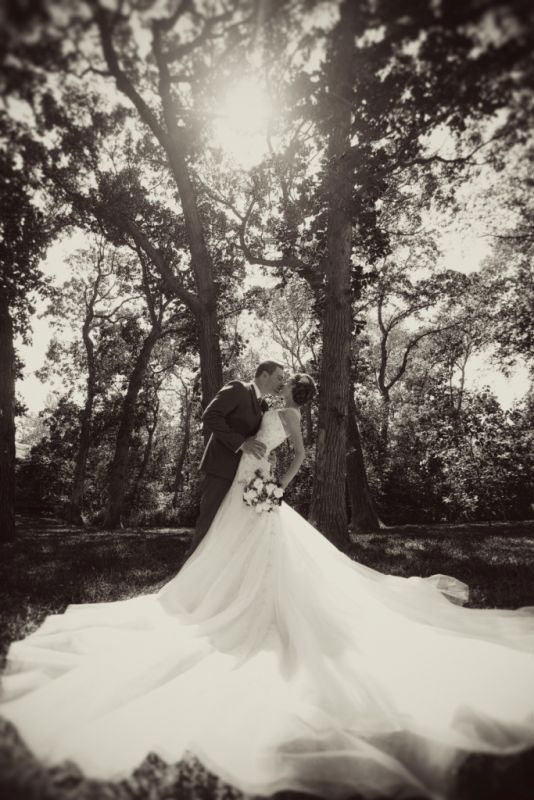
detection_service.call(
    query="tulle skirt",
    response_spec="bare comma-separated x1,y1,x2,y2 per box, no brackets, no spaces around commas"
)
2,479,534,799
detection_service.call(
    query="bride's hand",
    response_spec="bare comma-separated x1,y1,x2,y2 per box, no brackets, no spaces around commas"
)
241,438,267,459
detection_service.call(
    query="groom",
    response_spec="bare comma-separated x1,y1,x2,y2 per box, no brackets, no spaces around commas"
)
189,360,286,555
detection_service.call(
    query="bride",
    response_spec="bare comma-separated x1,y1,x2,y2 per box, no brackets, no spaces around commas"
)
2,371,534,800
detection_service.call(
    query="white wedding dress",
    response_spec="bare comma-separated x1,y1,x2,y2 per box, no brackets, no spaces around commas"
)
2,408,534,800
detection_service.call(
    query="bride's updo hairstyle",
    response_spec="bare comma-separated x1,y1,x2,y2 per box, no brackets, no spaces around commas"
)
291,373,316,406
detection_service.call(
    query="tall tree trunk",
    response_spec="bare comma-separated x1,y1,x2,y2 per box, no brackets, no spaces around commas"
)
126,397,159,516
0,291,16,541
104,330,160,529
378,392,391,468
68,392,95,525
161,135,224,406
197,307,223,408
347,389,381,533
309,0,357,548
68,313,97,525
172,380,198,507
146,94,224,407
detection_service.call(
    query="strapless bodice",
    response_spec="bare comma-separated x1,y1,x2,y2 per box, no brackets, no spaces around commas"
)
253,408,289,454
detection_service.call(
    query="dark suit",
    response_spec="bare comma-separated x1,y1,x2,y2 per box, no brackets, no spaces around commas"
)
189,381,268,554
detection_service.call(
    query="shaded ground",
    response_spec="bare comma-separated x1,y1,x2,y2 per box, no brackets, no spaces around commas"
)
1,514,534,800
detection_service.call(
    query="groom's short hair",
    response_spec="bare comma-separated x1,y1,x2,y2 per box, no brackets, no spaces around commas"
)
255,360,284,378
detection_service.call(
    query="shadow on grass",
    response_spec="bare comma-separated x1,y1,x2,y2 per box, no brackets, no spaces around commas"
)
0,517,192,668
347,532,534,609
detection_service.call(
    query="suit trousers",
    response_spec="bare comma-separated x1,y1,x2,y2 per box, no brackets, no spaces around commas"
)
188,473,233,556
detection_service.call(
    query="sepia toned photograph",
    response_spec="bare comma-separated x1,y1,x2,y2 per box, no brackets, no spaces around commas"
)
0,1,533,798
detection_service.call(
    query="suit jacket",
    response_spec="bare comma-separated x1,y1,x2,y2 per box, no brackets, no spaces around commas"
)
199,380,268,480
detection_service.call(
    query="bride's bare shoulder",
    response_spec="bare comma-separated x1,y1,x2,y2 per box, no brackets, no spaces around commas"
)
278,406,301,417
277,407,302,434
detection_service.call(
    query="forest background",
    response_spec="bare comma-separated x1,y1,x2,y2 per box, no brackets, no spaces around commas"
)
1,0,533,547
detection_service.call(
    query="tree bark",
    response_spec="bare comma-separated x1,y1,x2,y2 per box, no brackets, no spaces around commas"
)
68,392,95,525
103,329,160,529
68,308,97,525
197,307,223,408
379,392,391,468
0,291,16,541
172,376,198,506
376,294,391,467
303,403,313,447
347,389,381,533
159,135,224,406
126,396,159,516
308,0,358,548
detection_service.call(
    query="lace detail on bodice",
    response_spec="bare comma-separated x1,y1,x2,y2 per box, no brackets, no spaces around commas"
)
235,409,292,484
256,408,291,454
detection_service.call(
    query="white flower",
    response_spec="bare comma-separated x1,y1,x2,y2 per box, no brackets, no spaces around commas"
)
253,478,263,490
265,483,275,495
273,487,284,498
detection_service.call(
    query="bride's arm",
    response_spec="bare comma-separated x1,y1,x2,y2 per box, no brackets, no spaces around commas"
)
278,409,306,489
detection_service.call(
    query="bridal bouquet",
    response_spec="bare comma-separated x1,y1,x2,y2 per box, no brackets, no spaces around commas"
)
243,469,284,513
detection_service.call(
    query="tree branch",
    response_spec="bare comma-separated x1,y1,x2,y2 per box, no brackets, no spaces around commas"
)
88,0,167,146
93,294,143,323
403,136,496,168
121,218,201,315
238,198,324,292
153,0,193,33
164,3,239,61
385,322,460,392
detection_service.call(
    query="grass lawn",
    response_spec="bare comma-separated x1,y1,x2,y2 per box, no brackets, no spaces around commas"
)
1,515,534,800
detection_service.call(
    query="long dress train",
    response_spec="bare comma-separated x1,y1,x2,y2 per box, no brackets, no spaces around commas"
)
2,408,534,800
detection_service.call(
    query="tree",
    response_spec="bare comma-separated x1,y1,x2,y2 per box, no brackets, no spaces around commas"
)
5,0,534,537
2,0,280,413
346,383,381,533
125,378,161,517
252,278,318,446
80,0,277,406
16,396,82,515
172,370,200,507
303,0,357,545
365,258,474,459
0,113,61,539
481,143,534,373
236,0,534,541
39,239,145,524
103,249,188,529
